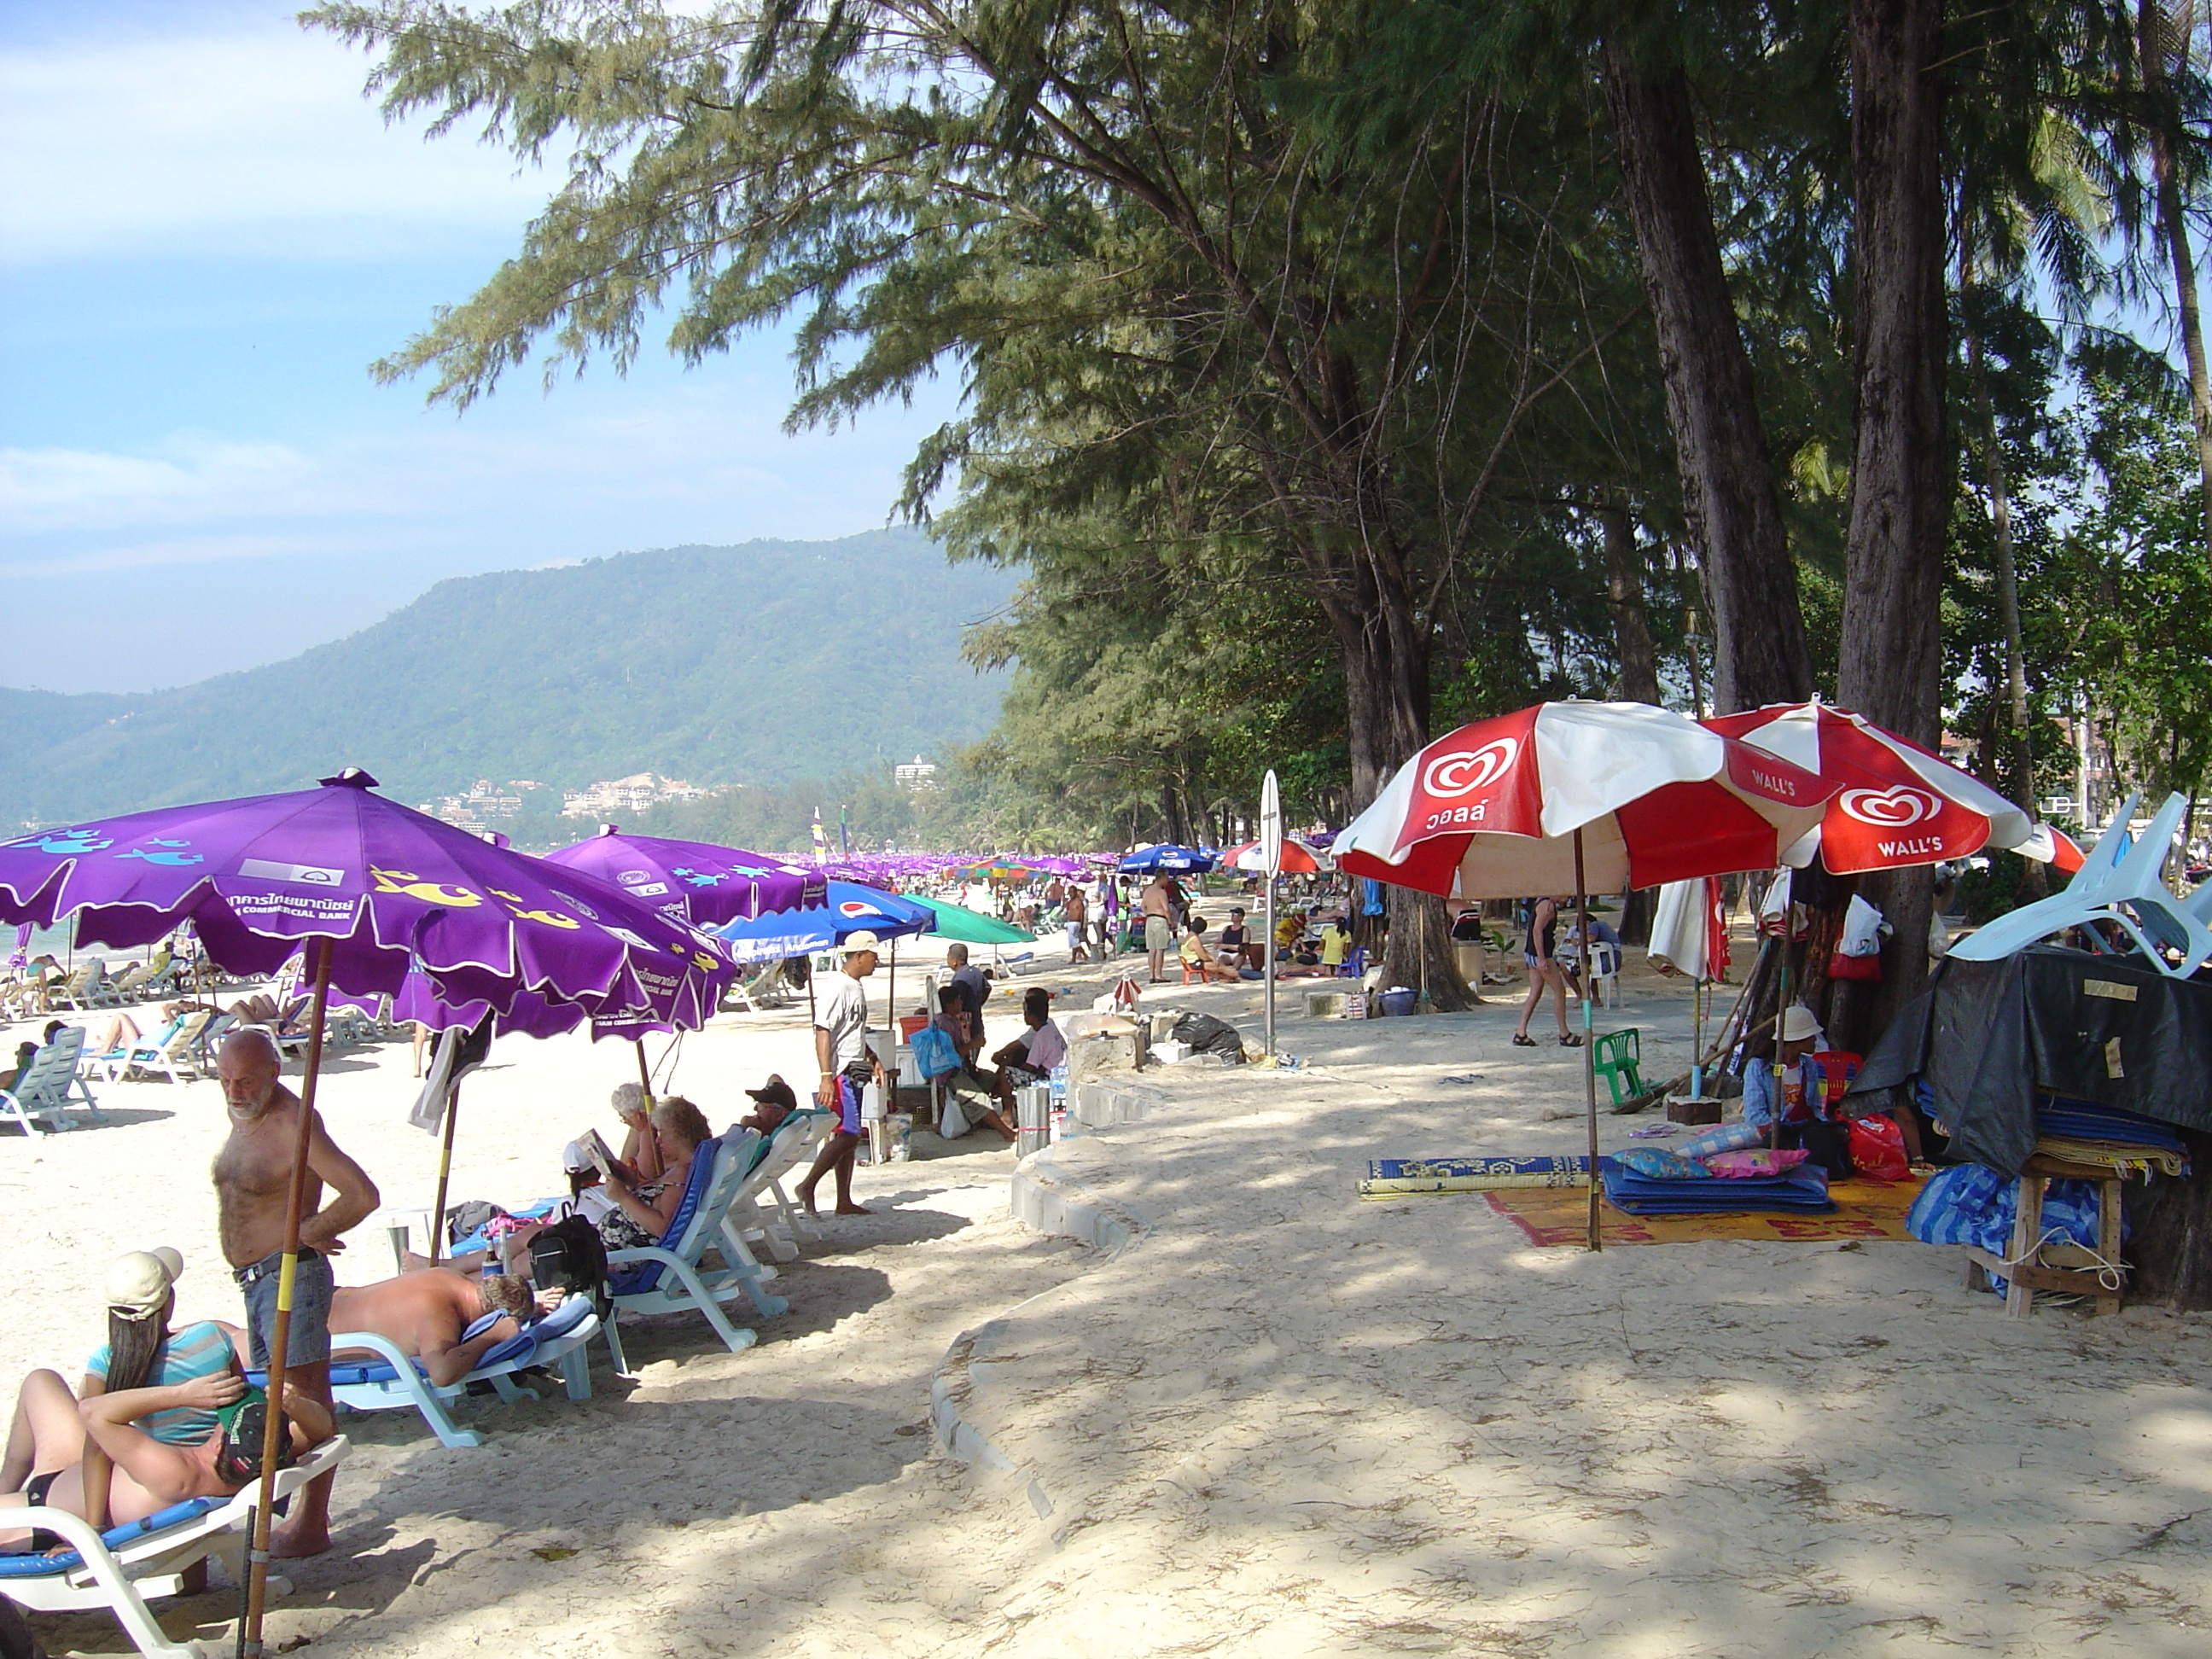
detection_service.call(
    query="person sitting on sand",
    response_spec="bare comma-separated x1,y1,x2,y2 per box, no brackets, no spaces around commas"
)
3,1247,328,1547
329,1267,540,1388
1179,922,1243,983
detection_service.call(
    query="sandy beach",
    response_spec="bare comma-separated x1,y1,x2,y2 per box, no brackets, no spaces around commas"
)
7,927,2212,1656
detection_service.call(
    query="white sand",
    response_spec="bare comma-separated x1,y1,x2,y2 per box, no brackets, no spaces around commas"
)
7,921,2212,1657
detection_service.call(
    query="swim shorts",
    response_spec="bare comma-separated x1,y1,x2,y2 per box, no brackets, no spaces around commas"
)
1144,915,1172,952
240,1249,335,1370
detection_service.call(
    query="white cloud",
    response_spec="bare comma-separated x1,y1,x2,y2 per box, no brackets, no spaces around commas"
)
0,18,554,263
0,437,322,533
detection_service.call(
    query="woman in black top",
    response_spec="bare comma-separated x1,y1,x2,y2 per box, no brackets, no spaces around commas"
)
1512,895,1580,1047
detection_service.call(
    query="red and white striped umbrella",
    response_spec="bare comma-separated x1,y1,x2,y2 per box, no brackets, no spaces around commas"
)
1220,836,1333,874
1701,700,2044,875
1336,701,1831,898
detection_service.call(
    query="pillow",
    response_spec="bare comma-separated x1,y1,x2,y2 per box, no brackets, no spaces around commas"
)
1703,1148,1810,1179
1613,1147,1712,1180
1678,1122,1763,1160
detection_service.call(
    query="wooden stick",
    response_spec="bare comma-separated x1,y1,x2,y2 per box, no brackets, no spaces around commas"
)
240,938,330,1658
1575,832,1600,1253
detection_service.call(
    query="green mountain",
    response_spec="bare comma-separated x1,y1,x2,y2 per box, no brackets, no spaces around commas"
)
0,529,1011,830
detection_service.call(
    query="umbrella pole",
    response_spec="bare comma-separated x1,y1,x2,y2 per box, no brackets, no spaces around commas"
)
1690,977,1705,1102
1770,888,1793,1152
425,1076,463,1268
635,1039,655,1109
1575,832,1600,1253
240,936,332,1659
1263,872,1277,1059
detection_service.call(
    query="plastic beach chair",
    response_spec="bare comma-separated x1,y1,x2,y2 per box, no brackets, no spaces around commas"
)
119,1011,224,1086
0,1435,347,1659
1,1027,95,1134
600,1131,783,1376
1805,1051,1862,1114
721,1109,835,1266
255,1297,601,1451
1951,792,2212,977
1592,1028,1644,1106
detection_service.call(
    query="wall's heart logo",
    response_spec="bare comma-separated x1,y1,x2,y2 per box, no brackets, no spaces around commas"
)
1421,738,1520,800
1838,785,1941,828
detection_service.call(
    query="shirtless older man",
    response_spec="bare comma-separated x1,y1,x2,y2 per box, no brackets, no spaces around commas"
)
212,1027,377,1557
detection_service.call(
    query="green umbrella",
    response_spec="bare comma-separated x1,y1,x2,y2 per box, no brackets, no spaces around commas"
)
909,894,1033,944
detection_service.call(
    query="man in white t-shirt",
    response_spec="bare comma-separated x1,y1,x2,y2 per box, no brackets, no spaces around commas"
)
796,932,888,1217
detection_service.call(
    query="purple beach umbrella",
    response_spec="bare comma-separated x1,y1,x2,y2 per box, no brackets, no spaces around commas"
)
0,768,737,1650
542,824,826,928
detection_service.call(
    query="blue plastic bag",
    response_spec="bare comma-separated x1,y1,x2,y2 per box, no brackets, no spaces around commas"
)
910,1024,963,1080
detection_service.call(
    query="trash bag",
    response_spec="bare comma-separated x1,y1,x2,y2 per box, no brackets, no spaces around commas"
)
1169,1012,1247,1064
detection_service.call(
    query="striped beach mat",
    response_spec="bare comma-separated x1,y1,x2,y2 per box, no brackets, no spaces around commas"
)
1360,1155,1595,1198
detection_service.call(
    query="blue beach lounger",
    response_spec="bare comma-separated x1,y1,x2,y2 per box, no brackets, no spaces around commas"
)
250,1295,601,1451
0,1435,347,1659
600,1130,785,1376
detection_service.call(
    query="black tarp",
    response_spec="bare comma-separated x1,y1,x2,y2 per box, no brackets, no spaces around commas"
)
1848,946,2212,1174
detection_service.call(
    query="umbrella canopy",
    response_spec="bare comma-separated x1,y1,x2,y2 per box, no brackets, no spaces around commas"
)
1220,836,1334,874
949,859,1045,885
332,969,681,1041
0,770,735,1020
1336,701,1831,898
715,881,935,963
2014,820,2087,874
1701,700,2035,875
905,894,1033,944
542,824,824,926
1119,843,1218,873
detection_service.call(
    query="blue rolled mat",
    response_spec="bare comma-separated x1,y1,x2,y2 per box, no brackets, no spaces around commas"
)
1603,1163,1836,1216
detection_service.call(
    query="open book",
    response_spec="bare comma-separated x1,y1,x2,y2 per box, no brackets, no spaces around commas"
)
575,1126,620,1185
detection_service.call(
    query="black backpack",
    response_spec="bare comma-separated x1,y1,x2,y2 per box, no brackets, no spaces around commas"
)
528,1214,611,1315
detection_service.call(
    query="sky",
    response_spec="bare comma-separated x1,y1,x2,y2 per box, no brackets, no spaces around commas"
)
0,1,961,694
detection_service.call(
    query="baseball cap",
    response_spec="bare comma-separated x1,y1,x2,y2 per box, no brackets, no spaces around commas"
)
841,930,886,955
745,1074,798,1112
107,1247,184,1319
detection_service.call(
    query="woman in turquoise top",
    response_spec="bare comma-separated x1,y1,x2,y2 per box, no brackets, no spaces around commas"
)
1,1246,327,1543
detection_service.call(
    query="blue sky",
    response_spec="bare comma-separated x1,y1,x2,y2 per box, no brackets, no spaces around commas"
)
0,1,960,693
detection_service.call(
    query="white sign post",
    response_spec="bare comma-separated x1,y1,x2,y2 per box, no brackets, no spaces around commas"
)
1260,769,1282,1058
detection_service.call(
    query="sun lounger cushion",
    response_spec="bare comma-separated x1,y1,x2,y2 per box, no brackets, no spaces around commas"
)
606,1138,723,1297
0,1496,228,1576
471,1289,597,1371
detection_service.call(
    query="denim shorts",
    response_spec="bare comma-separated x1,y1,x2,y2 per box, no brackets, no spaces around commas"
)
241,1249,335,1369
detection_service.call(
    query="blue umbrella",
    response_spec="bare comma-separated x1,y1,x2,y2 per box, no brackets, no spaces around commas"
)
714,880,934,964
1119,842,1218,873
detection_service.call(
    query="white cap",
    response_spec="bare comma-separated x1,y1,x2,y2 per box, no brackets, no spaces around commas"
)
106,1247,183,1320
841,931,886,955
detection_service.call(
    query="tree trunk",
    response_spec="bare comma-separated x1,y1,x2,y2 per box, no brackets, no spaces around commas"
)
1600,498,1663,703
1839,0,1951,1033
1326,556,1476,1010
1600,45,1813,714
2139,0,2212,558
1959,282,2035,811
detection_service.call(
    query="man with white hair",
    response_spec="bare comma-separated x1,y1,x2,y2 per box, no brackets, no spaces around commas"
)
211,1027,377,1557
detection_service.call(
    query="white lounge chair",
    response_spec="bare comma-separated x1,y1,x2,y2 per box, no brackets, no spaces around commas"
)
0,1435,347,1659
724,1109,834,1264
1950,792,2212,976
600,1130,783,1375
119,1012,228,1086
267,1295,601,1450
2,1027,94,1134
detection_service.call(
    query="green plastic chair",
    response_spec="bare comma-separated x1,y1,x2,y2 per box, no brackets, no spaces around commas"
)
1592,1028,1644,1106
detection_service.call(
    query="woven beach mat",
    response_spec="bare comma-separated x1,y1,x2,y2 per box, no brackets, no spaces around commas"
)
1482,1175,1924,1248
1359,1155,1592,1199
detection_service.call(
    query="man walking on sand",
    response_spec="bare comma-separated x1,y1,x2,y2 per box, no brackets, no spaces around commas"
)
212,1027,378,1557
799,932,889,1217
